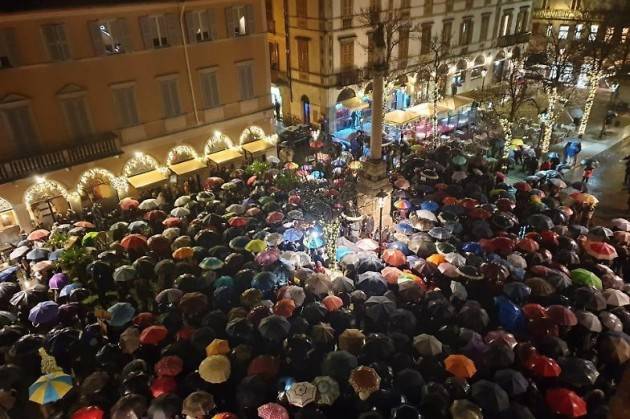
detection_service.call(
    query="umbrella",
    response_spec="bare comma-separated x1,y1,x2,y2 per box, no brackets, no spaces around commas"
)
257,403,289,419
349,366,381,400
139,199,159,210
28,301,59,325
245,239,267,254
9,245,30,260
575,311,602,332
583,241,618,260
26,248,49,261
0,265,19,282
471,380,510,414
170,207,190,218
32,260,54,273
571,268,602,289
199,355,231,384
29,371,73,404
558,357,599,387
545,388,587,418
182,391,215,418
413,334,443,356
107,302,135,327
258,315,290,342
611,218,630,231
174,195,191,207
527,214,554,231
494,369,529,396
286,382,317,407
546,305,577,326
283,228,303,242
113,265,136,282
529,355,561,377
356,238,379,252
603,289,630,307
445,354,477,379
199,257,224,271
312,376,340,406
120,197,139,210
255,249,280,266
27,229,50,241
382,248,406,267
120,234,148,252
429,227,452,240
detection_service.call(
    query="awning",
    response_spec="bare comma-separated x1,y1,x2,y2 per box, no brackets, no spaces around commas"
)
341,96,369,111
208,149,243,166
168,159,207,176
384,109,420,125
439,95,475,111
242,140,274,155
127,170,169,190
406,103,449,117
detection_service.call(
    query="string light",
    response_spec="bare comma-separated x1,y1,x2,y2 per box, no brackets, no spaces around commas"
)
577,68,603,136
24,179,70,209
239,125,266,146
166,145,199,166
0,197,12,213
500,118,513,163
204,131,235,155
323,218,342,267
77,168,128,197
540,86,559,154
122,152,160,177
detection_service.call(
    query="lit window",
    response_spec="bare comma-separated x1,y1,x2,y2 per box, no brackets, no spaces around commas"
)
574,24,583,39
622,27,629,43
546,24,553,37
605,27,614,42
558,25,569,39
589,24,599,41
228,5,254,37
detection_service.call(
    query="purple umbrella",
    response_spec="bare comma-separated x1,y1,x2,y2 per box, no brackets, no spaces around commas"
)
48,273,69,290
28,301,59,325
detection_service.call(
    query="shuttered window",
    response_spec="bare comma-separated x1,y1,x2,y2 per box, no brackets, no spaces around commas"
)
0,28,18,68
226,4,255,37
42,24,70,61
159,77,182,118
237,62,254,100
200,68,221,108
340,39,354,69
139,14,181,49
60,96,92,140
2,104,37,145
112,85,139,128
185,9,217,42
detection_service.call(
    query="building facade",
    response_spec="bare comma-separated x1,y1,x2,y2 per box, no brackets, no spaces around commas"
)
267,0,532,132
0,0,273,231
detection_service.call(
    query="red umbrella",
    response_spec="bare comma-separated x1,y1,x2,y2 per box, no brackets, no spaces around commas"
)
27,229,50,241
205,177,225,188
545,388,587,418
583,240,618,260
496,198,515,212
154,355,183,377
288,195,301,205
492,237,515,255
162,217,181,228
258,403,289,419
529,355,561,377
266,211,284,224
140,325,168,345
382,249,406,267
228,217,249,228
546,305,577,326
120,234,148,252
468,207,491,220
120,197,139,211
514,182,532,192
144,210,167,223
309,140,324,149
521,303,548,320
540,230,559,247
460,198,479,209
516,238,539,254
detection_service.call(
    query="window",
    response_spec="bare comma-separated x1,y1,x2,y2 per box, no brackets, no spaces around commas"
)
186,9,216,42
605,27,615,42
111,85,139,128
159,77,182,118
558,25,569,39
500,13,512,37
480,13,490,41
237,61,255,100
546,24,553,37
400,0,410,18
340,39,354,69
424,0,433,15
570,0,581,10
227,5,255,37
398,28,409,68
140,14,181,48
297,38,309,72
0,28,18,68
341,0,353,28
442,20,452,46
89,19,130,55
1,102,38,146
297,0,307,18
199,68,220,108
446,0,454,13
622,27,629,43
42,24,70,61
588,24,599,41
515,9,528,33
265,0,275,33
421,24,432,54
459,18,473,46
269,42,279,69
60,96,92,140
574,23,583,39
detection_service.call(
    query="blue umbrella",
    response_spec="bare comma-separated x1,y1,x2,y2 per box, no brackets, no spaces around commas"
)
503,282,531,303
26,248,49,261
107,302,135,327
332,158,346,167
48,249,64,261
304,235,325,249
420,200,439,212
495,296,525,332
395,222,415,234
336,247,353,261
28,301,59,325
252,271,276,294
461,242,482,255
0,266,19,282
59,283,82,298
283,228,304,242
388,241,411,255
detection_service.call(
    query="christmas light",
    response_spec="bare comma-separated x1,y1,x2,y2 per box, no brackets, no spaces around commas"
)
0,197,12,213
500,118,513,162
166,145,198,166
24,179,70,209
540,86,559,154
77,168,128,197
204,131,235,155
577,68,603,136
122,152,160,177
239,125,266,145
323,218,342,266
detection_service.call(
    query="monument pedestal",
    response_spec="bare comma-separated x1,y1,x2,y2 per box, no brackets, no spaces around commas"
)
357,159,392,234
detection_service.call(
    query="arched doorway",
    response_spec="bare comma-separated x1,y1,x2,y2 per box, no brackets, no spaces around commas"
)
470,55,487,80
24,179,71,227
77,168,126,210
452,59,468,95
336,88,356,103
301,95,310,124
493,50,507,82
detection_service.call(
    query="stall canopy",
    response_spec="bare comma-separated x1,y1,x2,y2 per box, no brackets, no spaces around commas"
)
127,170,169,190
384,109,420,125
205,132,243,166
341,97,369,111
406,103,450,118
169,159,207,177
123,153,168,192
439,95,475,111
240,126,274,157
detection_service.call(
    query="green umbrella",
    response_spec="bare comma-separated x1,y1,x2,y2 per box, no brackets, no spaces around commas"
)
82,231,106,248
259,196,274,206
214,275,234,288
452,155,467,166
571,268,602,290
199,257,224,271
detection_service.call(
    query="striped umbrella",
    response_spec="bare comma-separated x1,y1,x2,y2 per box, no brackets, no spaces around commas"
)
29,371,72,404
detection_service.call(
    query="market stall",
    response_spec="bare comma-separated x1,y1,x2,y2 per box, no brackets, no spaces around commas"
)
77,168,127,210
205,132,243,168
123,153,170,197
404,102,451,140
239,126,275,162
439,95,476,128
333,89,371,144
24,179,72,228
166,145,208,193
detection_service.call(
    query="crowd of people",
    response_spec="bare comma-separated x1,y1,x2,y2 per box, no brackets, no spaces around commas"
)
0,136,628,419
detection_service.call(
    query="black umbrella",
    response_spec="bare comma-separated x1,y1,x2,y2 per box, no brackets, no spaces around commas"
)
493,368,529,396
558,357,599,387
394,369,425,405
470,379,510,414
365,296,396,323
258,315,290,342
527,214,554,231
321,350,358,382
484,342,515,369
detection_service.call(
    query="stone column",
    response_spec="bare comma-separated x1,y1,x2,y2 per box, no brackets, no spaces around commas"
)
370,73,384,160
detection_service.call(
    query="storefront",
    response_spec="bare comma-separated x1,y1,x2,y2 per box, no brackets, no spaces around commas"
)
77,168,127,210
0,197,19,245
239,126,275,162
166,145,208,193
123,153,170,198
24,179,73,228
333,87,371,145
205,131,243,169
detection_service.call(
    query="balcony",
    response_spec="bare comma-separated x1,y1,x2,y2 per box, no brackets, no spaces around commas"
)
0,134,122,184
336,68,363,88
496,32,531,47
532,9,604,22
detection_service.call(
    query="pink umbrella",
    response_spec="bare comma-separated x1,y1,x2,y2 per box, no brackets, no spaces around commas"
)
27,229,50,241
120,197,139,211
256,248,280,266
257,403,289,419
266,211,285,224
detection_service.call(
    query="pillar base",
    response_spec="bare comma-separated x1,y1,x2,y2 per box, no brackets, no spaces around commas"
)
359,159,388,186
358,159,392,229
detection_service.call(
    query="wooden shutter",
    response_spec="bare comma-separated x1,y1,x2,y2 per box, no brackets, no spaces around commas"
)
42,25,58,60
184,11,196,43
139,16,154,48
207,9,217,40
245,4,255,34
225,7,236,38
88,20,105,56
165,13,181,45
115,18,132,52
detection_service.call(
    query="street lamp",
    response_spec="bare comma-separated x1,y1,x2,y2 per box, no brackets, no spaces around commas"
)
376,189,388,255
480,68,488,92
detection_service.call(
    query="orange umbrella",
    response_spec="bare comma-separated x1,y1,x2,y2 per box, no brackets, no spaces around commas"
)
27,229,50,241
120,197,139,210
382,249,406,267
381,267,403,284
172,247,194,260
322,295,343,312
427,253,446,265
120,234,148,252
583,240,618,260
445,354,477,379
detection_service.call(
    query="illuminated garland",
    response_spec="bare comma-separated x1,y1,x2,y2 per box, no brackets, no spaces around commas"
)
204,131,235,155
323,218,342,266
122,152,160,177
577,69,603,137
500,118,513,164
239,126,266,145
166,145,198,166
0,197,12,213
77,168,128,197
24,178,70,208
540,86,559,154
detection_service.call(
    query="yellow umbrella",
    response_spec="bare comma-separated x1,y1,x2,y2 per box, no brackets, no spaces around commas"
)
206,339,231,356
29,371,73,404
199,355,231,384
510,138,524,149
245,239,268,254
348,161,362,170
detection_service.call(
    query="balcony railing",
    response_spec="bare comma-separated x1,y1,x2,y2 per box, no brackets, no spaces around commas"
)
0,134,122,184
496,32,531,47
337,68,363,87
532,9,604,22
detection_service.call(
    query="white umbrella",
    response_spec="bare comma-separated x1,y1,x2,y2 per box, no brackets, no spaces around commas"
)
416,210,438,222
139,199,159,210
162,227,181,242
602,289,630,307
611,218,630,232
170,207,190,218
444,252,466,268
356,238,379,252
174,196,191,207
